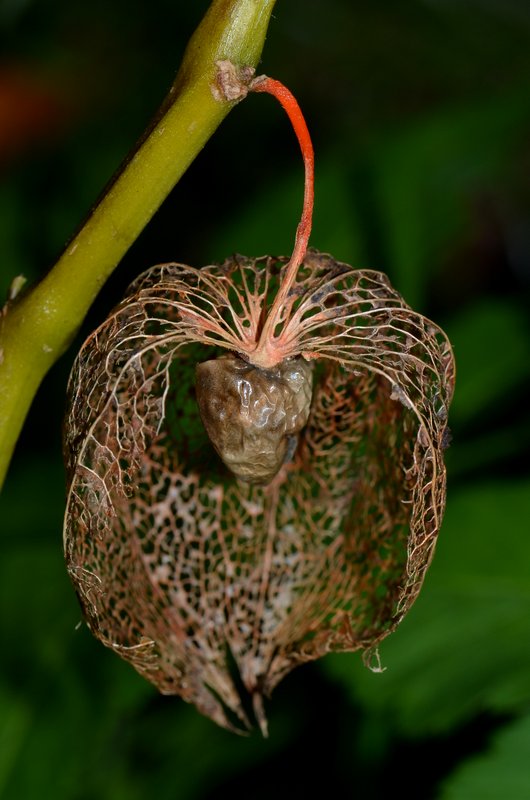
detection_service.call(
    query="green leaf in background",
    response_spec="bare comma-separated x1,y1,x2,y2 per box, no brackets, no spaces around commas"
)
440,713,530,800
0,685,30,798
445,298,530,427
359,86,530,308
202,154,365,268
324,478,530,736
443,298,530,478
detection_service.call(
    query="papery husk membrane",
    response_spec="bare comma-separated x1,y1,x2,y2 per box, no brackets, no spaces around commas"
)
63,250,455,733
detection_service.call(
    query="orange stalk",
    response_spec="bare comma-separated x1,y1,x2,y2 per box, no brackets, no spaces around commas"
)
249,76,315,366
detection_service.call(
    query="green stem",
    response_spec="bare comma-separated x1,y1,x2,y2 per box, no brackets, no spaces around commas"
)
0,0,276,489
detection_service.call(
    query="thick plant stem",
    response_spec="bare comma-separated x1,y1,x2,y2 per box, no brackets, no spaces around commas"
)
0,0,276,490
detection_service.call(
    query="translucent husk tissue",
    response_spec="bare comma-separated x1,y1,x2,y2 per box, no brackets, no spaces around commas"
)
63,72,455,735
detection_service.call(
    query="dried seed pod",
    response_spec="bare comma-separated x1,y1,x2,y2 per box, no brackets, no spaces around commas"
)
195,353,313,484
63,250,455,735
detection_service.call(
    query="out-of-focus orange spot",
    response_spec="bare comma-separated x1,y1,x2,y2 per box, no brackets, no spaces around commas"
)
0,65,70,167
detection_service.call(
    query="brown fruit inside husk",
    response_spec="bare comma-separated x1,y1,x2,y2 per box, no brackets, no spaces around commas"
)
195,353,313,485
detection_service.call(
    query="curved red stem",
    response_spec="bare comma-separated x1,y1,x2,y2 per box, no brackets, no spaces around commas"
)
250,76,315,365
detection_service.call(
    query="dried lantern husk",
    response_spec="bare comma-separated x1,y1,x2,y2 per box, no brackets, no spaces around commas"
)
63,249,455,734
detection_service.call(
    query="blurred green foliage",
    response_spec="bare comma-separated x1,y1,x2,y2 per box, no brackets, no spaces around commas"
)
1,0,530,798
441,713,530,798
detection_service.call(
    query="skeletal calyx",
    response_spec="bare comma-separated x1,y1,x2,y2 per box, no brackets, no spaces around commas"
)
196,354,313,485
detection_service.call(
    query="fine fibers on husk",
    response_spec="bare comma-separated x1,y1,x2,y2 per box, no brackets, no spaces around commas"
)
63,249,455,734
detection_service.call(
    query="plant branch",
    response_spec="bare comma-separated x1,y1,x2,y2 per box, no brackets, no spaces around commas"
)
0,0,276,489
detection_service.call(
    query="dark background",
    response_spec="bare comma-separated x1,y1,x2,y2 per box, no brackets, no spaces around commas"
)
1,1,530,797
